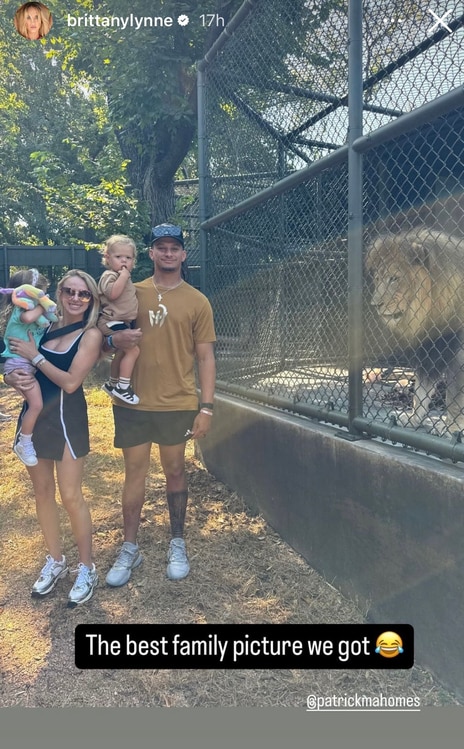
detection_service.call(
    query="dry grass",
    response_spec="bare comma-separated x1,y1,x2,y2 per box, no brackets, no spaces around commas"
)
0,378,461,707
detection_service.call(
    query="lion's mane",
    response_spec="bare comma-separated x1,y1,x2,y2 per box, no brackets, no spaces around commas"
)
365,230,464,434
365,230,464,346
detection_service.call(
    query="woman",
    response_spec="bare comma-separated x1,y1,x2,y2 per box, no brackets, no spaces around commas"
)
5,270,102,608
14,2,53,40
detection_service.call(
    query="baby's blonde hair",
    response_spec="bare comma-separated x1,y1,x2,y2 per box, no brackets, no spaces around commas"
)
101,235,137,267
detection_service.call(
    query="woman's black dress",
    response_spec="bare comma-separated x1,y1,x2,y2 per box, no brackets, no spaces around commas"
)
15,323,89,460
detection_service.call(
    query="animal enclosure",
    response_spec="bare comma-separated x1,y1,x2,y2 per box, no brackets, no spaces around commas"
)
197,0,464,461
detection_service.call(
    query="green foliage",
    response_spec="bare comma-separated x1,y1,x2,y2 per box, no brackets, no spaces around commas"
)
0,0,242,242
0,0,146,247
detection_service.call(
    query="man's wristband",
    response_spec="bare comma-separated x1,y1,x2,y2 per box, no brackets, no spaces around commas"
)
200,402,214,410
200,408,213,416
107,335,116,350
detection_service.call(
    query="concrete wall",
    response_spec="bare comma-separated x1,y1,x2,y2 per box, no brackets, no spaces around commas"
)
197,394,464,697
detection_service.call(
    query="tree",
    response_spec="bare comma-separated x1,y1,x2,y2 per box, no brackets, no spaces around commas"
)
64,0,242,226
0,0,144,246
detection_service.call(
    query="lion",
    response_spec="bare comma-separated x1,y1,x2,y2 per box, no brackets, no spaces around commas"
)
365,229,464,435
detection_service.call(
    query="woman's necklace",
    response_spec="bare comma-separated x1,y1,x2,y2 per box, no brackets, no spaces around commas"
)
152,277,184,302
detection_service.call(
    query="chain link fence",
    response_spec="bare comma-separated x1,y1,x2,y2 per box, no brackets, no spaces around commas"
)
198,0,464,460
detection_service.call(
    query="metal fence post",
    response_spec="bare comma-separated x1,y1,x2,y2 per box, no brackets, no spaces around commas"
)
197,63,208,294
347,0,364,434
1,245,8,287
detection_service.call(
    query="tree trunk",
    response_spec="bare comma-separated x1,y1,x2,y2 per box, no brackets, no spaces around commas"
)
143,170,176,226
114,103,197,225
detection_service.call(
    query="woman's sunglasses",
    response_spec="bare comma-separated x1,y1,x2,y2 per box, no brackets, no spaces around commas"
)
61,286,92,302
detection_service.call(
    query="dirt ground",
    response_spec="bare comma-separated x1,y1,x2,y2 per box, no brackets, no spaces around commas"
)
0,380,461,708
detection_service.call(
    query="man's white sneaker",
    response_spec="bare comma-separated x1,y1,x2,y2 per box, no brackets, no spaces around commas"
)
166,538,190,580
31,555,68,597
106,542,143,587
67,563,98,608
14,440,38,466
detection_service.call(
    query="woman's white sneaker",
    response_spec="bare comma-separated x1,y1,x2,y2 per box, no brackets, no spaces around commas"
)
31,555,68,597
67,563,98,608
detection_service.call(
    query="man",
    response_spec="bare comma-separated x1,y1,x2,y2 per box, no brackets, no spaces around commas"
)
105,224,216,586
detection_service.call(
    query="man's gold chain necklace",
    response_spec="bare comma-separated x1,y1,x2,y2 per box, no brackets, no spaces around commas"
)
152,277,184,302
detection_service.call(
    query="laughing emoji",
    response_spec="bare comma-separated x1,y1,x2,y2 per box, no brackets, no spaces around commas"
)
375,631,404,658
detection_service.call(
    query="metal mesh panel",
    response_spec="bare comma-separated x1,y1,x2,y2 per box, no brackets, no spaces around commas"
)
199,0,464,457
204,0,350,211
362,109,464,436
210,168,351,414
361,0,464,131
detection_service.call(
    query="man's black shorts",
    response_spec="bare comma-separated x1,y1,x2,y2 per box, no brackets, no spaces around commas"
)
113,405,198,447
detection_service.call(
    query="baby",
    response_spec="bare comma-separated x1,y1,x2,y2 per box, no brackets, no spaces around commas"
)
0,268,56,465
98,234,140,404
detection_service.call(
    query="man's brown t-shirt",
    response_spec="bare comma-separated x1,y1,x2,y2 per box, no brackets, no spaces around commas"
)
123,278,216,412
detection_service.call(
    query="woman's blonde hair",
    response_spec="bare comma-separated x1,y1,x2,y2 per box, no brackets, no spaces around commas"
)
101,235,137,267
14,2,53,39
56,270,100,331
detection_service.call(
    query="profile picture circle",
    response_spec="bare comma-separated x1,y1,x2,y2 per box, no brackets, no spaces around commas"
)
14,2,53,40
